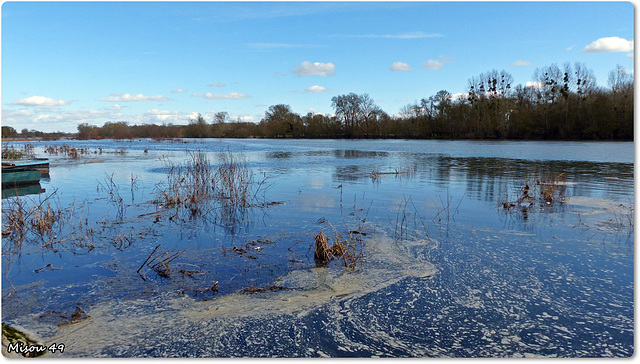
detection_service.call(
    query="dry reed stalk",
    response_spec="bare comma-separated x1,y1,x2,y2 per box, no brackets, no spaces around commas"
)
314,232,332,261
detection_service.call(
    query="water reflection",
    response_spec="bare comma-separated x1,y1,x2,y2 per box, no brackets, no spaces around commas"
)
1,183,46,199
333,165,370,183
0,139,633,358
333,149,388,159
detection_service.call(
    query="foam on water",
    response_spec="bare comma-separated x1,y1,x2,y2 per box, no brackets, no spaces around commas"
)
47,228,438,357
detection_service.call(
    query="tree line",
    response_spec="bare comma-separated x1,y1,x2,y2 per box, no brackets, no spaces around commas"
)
2,63,633,141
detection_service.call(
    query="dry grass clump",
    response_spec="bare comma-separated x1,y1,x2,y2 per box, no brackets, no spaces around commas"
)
502,171,568,211
43,144,127,159
2,191,135,263
215,151,252,209
315,215,365,269
2,144,35,160
43,144,90,159
314,231,340,262
154,150,268,227
154,151,216,215
2,192,63,250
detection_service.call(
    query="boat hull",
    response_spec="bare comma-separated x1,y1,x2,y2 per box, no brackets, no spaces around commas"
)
2,158,50,177
2,168,42,187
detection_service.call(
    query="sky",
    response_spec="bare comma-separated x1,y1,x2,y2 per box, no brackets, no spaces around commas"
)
1,1,635,133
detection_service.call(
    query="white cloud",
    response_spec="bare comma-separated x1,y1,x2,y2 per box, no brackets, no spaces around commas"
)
192,92,248,100
208,82,226,87
451,92,469,102
344,31,443,39
566,45,575,51
235,114,260,123
422,56,453,70
21,109,113,128
11,95,69,107
124,110,200,125
2,109,35,121
292,61,336,77
305,85,329,93
106,104,122,111
143,109,181,122
582,36,633,53
512,60,532,66
171,88,187,93
100,93,169,102
390,62,412,71
526,81,544,89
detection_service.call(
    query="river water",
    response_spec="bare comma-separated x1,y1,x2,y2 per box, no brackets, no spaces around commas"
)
1,139,634,357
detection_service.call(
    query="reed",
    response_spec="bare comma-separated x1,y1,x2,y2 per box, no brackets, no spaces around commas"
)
97,173,125,219
154,150,268,227
154,151,215,212
315,196,369,269
215,150,252,209
1,144,35,160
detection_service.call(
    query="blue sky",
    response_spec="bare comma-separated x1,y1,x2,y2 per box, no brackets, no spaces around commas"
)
1,1,634,133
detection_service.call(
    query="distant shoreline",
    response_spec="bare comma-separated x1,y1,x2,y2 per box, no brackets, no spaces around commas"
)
1,136,634,143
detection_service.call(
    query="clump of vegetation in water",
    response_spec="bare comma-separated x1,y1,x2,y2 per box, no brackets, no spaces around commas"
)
1,190,136,272
1,144,35,160
43,144,127,159
501,171,568,211
2,192,64,251
43,144,90,159
153,150,269,227
315,197,370,269
154,151,216,218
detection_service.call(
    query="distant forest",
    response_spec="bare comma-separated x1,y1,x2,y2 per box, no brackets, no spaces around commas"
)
3,63,633,141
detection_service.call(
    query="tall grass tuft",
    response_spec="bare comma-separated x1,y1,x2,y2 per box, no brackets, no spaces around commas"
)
154,150,268,228
215,150,252,209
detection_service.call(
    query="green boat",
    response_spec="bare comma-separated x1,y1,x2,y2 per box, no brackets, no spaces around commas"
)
2,167,42,188
2,158,50,178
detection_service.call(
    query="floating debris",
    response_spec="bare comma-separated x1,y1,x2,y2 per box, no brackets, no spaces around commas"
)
241,285,288,294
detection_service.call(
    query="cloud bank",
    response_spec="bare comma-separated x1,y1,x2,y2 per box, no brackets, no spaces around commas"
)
100,93,169,102
12,96,69,107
